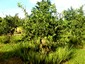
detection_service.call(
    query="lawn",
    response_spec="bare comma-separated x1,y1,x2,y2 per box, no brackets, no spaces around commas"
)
0,42,85,64
0,35,85,64
64,49,85,64
0,35,24,64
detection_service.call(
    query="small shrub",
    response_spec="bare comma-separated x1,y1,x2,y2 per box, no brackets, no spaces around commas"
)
45,47,73,64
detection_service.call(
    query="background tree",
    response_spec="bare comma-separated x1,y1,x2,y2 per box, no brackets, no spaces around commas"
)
0,14,22,35
59,5,85,46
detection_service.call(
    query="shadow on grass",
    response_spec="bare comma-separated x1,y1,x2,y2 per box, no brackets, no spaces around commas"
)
0,47,25,64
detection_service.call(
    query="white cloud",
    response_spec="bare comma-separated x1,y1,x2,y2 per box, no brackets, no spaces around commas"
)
29,0,85,13
29,0,42,4
0,12,5,17
0,8,31,18
53,0,85,12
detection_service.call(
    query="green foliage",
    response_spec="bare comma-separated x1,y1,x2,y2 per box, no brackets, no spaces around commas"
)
17,1,85,47
1,0,85,64
63,5,84,21
18,0,58,41
0,14,22,35
57,5,85,47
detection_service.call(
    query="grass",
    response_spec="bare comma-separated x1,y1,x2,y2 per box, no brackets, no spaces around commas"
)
10,35,22,43
0,35,22,44
0,35,9,43
0,41,72,64
0,42,73,64
64,48,85,64
0,43,19,52
0,35,85,64
0,43,85,64
0,42,25,64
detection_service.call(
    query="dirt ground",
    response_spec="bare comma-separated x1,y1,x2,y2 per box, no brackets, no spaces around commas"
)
0,57,24,64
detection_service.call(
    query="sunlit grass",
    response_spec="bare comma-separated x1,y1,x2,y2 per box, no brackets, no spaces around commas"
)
65,49,85,64
0,43,19,52
0,38,85,64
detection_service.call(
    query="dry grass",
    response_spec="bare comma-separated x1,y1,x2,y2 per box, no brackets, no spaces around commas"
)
0,57,24,64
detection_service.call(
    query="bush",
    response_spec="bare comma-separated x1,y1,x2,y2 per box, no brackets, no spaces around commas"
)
45,47,73,64
15,42,73,64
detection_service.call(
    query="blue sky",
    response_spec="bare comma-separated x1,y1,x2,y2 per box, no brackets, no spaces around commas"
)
0,0,85,18
0,0,35,18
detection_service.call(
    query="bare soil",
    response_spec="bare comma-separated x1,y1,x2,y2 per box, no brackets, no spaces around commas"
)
0,57,24,64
